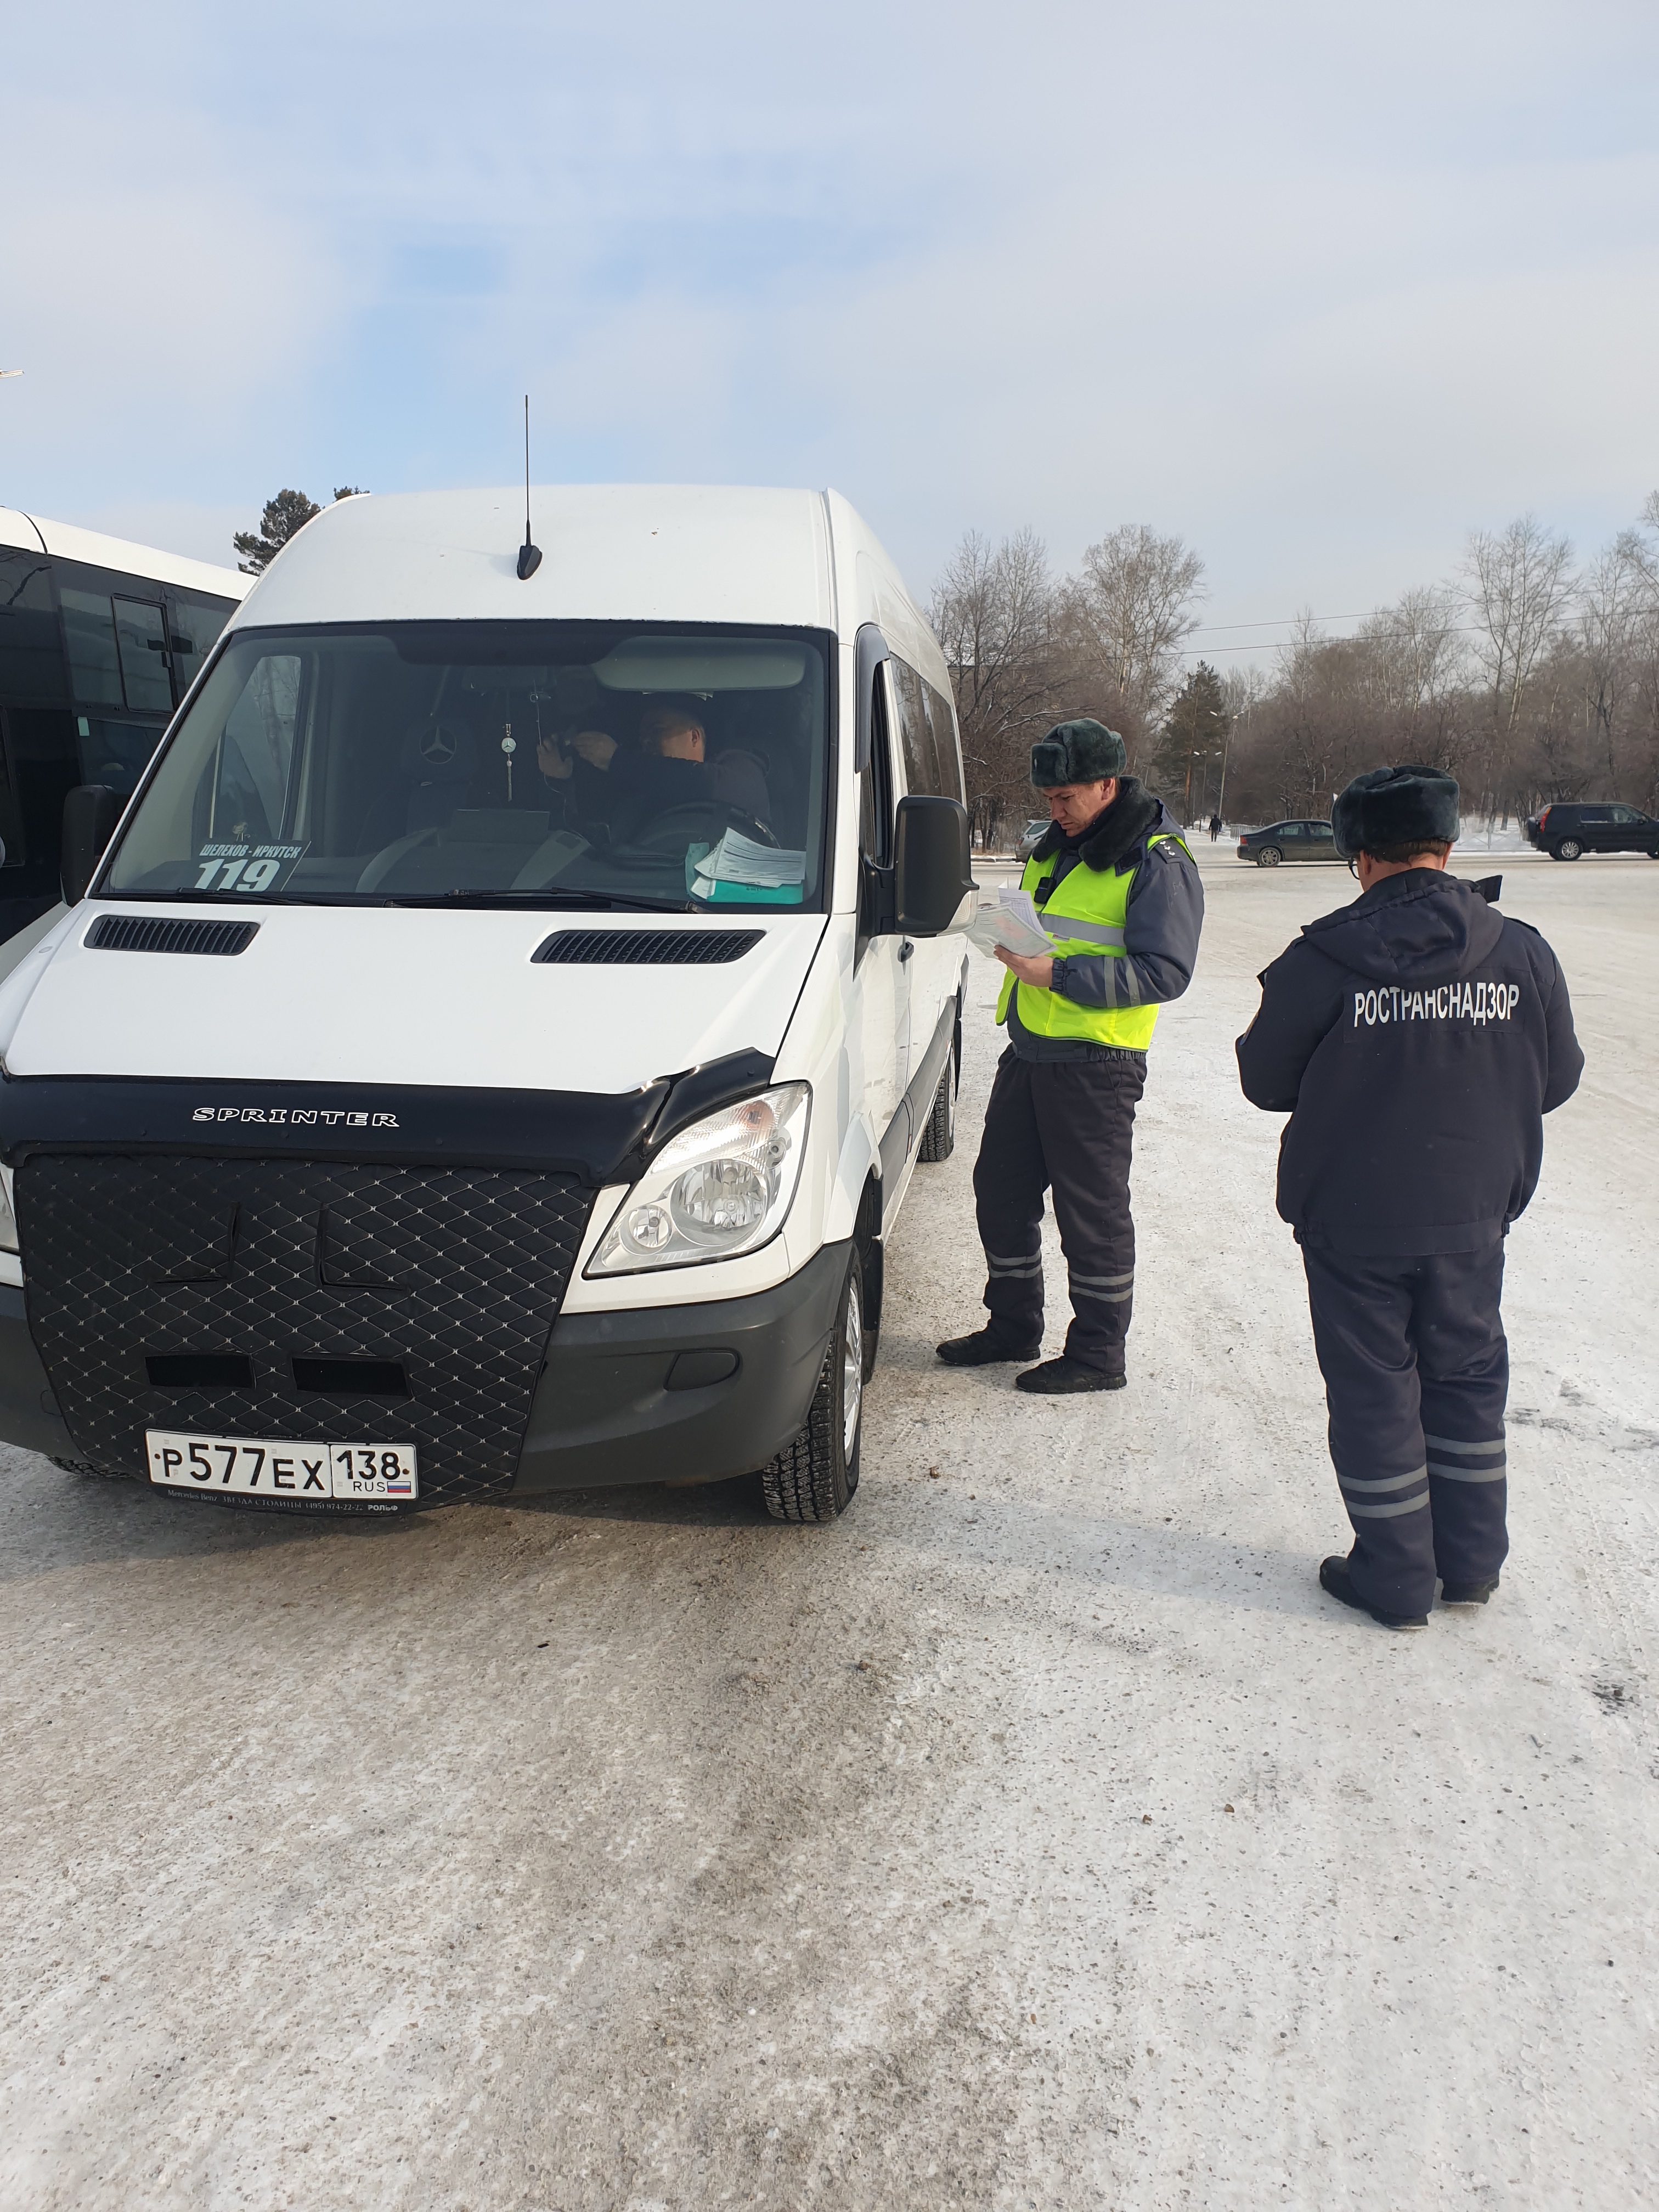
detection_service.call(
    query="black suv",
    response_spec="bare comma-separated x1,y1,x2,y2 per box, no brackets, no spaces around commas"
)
1525,803,1659,860
1236,819,1339,866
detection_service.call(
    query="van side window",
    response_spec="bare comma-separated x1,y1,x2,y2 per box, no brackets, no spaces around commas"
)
860,663,895,866
889,658,943,798
923,678,963,803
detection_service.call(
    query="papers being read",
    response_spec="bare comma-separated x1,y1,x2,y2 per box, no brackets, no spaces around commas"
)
965,889,1053,958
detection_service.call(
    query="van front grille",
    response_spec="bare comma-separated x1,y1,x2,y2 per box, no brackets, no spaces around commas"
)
15,1155,594,1507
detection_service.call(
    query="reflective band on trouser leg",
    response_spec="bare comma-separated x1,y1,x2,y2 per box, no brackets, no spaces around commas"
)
986,1250,1043,1278
1340,1464,1430,1518
1424,1434,1506,1479
1069,1269,1133,1302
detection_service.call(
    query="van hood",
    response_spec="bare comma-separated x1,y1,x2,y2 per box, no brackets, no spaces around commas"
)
1300,870,1504,985
0,905,827,1095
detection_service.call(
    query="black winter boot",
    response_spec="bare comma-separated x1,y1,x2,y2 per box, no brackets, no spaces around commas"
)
1014,1356,1126,1395
1439,1575,1500,1606
1319,1554,1429,1630
935,1329,1041,1368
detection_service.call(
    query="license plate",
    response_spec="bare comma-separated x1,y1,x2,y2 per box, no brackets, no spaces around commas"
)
145,1430,419,1501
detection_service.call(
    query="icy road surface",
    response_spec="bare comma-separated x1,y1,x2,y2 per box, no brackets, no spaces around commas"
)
1,847,1654,2210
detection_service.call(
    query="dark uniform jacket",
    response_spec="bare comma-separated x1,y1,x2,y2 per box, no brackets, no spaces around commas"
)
1009,778,1205,1062
1236,868,1583,1253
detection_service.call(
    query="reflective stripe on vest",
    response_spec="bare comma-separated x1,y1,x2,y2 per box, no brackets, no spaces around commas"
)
994,831,1187,1050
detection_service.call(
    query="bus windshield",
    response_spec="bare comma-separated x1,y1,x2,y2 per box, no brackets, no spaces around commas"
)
103,621,832,912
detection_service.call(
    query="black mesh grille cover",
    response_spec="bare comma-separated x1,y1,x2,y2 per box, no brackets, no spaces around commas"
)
532,928,763,966
85,915,260,957
15,1155,594,1508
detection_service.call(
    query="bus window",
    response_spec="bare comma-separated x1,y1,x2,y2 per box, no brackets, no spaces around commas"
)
113,599,173,714
76,716,167,797
168,596,234,698
60,589,125,709
0,551,66,707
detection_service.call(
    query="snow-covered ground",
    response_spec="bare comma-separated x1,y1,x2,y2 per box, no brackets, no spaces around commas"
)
0,849,1653,2209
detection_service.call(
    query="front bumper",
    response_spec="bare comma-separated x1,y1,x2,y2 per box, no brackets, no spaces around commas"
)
513,1239,850,1492
0,1246,852,1502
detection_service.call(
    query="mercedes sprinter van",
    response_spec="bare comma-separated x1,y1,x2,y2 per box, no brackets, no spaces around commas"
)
0,487,972,1521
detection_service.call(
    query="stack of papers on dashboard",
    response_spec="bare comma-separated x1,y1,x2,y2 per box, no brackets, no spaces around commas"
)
965,889,1054,958
690,829,807,900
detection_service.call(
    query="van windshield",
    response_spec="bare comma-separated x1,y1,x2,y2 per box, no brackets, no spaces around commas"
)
102,622,832,912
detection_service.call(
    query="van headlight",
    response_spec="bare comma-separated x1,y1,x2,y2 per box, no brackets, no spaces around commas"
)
586,1084,810,1275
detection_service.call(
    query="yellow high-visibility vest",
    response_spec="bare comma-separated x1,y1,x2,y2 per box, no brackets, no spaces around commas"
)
995,833,1189,1050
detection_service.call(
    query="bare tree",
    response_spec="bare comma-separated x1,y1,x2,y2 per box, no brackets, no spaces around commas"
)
1065,524,1205,730
1462,516,1576,815
1576,534,1653,795
1354,585,1468,758
931,529,1060,845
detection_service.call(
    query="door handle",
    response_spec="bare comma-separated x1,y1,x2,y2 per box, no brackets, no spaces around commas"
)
898,939,915,962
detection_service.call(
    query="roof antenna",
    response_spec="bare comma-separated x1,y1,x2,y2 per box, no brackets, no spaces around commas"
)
516,395,541,580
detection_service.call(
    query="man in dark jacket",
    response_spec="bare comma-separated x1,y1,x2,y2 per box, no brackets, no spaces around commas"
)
938,719,1204,1393
1237,764,1583,1628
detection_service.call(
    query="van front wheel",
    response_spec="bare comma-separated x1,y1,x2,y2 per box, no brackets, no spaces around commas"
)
917,1041,956,1163
760,1260,862,1522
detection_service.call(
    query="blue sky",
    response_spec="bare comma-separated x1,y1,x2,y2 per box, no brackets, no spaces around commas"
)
3,0,1656,655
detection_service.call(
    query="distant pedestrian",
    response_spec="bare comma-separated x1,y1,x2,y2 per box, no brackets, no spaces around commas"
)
1209,812,1222,842
1235,765,1583,1628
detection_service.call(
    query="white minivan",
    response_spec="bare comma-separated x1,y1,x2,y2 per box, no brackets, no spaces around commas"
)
0,486,973,1521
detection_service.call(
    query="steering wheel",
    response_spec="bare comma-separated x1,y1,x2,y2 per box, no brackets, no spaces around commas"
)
625,800,781,854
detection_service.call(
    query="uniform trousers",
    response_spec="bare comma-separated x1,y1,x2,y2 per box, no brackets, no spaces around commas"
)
1301,1238,1509,1618
972,1047,1145,1374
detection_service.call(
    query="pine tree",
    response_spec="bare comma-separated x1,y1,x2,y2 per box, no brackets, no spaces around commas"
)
233,485,369,574
1154,661,1230,816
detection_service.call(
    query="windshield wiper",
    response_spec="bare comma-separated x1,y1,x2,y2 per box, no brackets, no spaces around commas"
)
379,888,692,912
95,887,691,913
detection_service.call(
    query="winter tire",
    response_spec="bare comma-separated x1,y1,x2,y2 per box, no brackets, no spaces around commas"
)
760,1258,862,1523
916,1042,956,1163
1256,846,1282,867
1556,838,1582,860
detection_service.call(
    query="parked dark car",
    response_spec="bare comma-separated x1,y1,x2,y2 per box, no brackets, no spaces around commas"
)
1236,819,1340,867
1525,802,1659,860
1015,817,1050,862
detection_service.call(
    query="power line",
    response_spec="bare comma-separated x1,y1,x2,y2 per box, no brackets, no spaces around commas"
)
1179,620,1487,659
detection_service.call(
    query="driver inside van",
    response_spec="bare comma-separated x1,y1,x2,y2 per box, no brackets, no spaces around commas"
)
538,698,771,832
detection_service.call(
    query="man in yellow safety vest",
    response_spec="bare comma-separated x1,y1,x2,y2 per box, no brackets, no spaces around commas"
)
938,720,1204,1392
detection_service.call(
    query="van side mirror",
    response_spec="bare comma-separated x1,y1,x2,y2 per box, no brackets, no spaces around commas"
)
61,785,121,905
893,796,973,936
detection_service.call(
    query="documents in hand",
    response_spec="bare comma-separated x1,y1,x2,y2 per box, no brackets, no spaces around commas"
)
965,889,1054,959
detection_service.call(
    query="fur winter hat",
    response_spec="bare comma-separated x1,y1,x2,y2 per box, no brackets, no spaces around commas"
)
1332,764,1460,858
1030,719,1128,788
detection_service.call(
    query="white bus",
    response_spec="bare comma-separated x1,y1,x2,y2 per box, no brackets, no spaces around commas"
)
0,507,248,943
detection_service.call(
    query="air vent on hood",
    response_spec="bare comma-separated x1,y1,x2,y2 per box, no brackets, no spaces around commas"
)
532,929,764,966
86,915,259,957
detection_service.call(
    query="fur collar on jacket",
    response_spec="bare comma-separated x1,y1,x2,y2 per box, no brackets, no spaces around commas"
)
1030,776,1164,876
